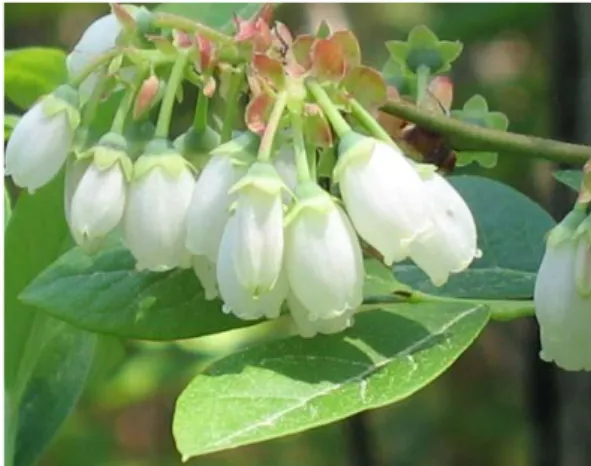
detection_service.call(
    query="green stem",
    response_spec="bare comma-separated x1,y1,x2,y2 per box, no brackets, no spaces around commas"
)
81,74,109,126
111,72,146,134
155,52,189,139
350,99,396,146
192,87,209,136
69,49,119,88
151,12,233,46
381,98,591,165
307,80,352,138
221,69,245,143
291,113,312,182
258,91,288,162
416,65,430,104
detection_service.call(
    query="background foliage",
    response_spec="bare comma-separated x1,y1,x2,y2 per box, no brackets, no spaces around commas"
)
4,3,576,466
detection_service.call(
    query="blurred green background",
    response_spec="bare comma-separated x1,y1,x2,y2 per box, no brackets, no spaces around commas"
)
5,3,584,466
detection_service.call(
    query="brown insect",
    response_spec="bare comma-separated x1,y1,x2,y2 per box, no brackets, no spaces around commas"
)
379,76,458,173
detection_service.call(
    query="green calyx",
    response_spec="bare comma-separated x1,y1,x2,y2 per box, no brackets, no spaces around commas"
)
78,132,133,180
210,131,260,167
229,161,286,197
174,126,221,170
284,181,335,226
42,86,81,129
547,206,588,248
333,131,375,182
133,138,194,180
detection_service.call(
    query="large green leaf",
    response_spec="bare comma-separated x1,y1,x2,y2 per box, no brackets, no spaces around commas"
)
395,175,555,299
20,246,257,340
15,320,96,466
173,302,489,459
4,174,72,466
5,48,67,109
154,3,263,33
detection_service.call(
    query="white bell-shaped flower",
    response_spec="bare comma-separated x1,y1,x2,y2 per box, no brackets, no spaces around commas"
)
230,162,285,295
192,255,219,301
68,134,132,251
64,157,92,225
123,146,195,271
535,209,591,371
217,215,288,320
287,293,355,338
335,133,433,265
6,90,79,193
185,134,256,262
408,171,481,286
285,182,364,321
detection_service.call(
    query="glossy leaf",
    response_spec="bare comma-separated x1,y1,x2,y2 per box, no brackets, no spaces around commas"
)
5,47,67,109
395,175,555,299
554,170,583,192
15,320,96,466
20,246,258,341
174,301,489,459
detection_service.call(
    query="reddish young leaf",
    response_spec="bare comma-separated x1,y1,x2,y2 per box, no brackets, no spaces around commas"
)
342,65,387,110
203,76,216,98
111,3,136,32
303,103,333,148
245,93,275,135
420,76,454,114
290,35,315,71
134,75,161,119
311,39,345,82
330,31,361,69
252,54,285,89
195,34,215,72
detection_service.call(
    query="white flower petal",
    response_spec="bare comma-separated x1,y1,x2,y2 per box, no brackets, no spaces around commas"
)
186,155,247,262
535,240,591,371
217,215,287,320
287,293,355,338
69,162,126,250
285,196,364,320
339,140,432,265
233,187,284,294
409,173,480,286
64,157,92,224
5,101,73,192
124,166,195,271
192,255,219,301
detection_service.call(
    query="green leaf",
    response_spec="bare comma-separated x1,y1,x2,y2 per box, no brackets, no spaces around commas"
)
5,186,12,229
21,246,258,341
5,173,71,465
5,48,67,109
395,175,555,299
154,3,263,33
15,320,96,466
5,114,20,140
554,170,583,192
173,302,489,459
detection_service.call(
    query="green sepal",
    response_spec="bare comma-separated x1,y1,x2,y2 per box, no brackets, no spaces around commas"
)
414,163,439,180
284,181,334,227
229,161,286,196
333,132,375,183
42,87,81,129
77,132,134,180
174,126,221,170
386,25,463,75
547,206,588,248
210,132,259,167
133,138,195,180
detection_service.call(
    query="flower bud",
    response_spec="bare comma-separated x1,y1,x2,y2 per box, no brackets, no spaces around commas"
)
68,133,131,252
534,209,591,371
123,140,195,271
192,255,219,301
334,133,433,265
133,75,163,120
185,133,257,262
217,215,288,320
6,88,79,193
409,171,480,286
285,182,364,322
